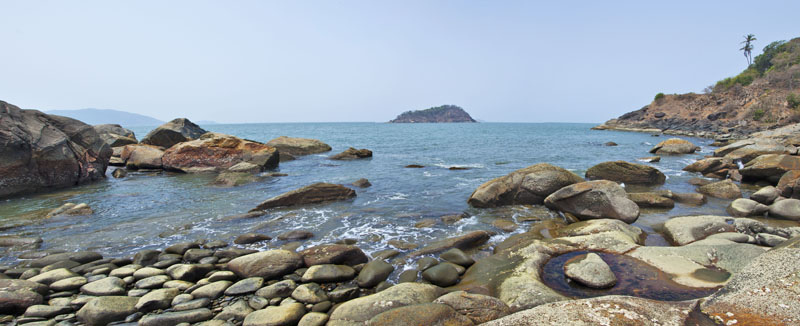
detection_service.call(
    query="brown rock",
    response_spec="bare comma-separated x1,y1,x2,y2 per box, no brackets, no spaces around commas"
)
141,118,206,148
741,154,800,183
120,144,164,169
468,163,584,208
585,161,666,185
649,138,699,154
265,136,332,156
227,250,303,279
299,244,369,267
408,231,492,258
697,179,742,199
329,147,373,160
250,183,356,211
162,132,278,173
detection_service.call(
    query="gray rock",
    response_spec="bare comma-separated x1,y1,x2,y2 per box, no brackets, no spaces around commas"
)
727,198,769,217
224,277,263,295
291,283,329,304
756,233,787,246
265,136,332,156
28,268,78,285
298,312,329,326
327,283,445,325
769,198,800,220
23,304,72,318
141,118,206,148
135,275,171,289
227,250,303,279
213,299,253,322
299,244,369,266
563,253,616,288
368,302,474,326
585,161,666,185
242,303,306,326
751,185,779,205
173,298,210,311
421,263,460,287
434,291,511,324
166,264,202,281
439,248,474,267
544,180,640,224
133,267,165,280
191,281,232,300
356,260,394,288
301,264,356,283
255,279,296,299
80,276,126,296
136,288,180,312
75,296,139,326
138,308,214,326
49,276,87,291
468,163,584,207
120,144,164,169
650,138,699,154
662,215,735,245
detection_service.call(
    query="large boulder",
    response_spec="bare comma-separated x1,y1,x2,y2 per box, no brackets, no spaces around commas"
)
250,182,356,211
327,283,446,326
93,124,137,147
682,157,735,174
768,199,800,221
368,303,474,326
0,279,47,314
141,118,206,148
777,170,800,198
649,138,699,154
714,138,797,163
0,101,112,198
740,154,800,183
662,215,735,245
585,161,665,185
162,132,279,173
727,198,768,217
76,296,139,326
701,239,800,325
467,163,584,208
544,180,640,224
227,250,303,279
697,179,742,199
120,144,164,169
265,136,331,156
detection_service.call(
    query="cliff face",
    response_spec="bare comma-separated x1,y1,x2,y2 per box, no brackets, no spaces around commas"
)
595,37,800,139
389,105,477,123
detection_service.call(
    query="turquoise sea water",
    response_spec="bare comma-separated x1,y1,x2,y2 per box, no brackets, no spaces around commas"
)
1,123,732,266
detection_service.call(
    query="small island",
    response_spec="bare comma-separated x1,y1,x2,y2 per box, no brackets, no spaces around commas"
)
389,105,477,123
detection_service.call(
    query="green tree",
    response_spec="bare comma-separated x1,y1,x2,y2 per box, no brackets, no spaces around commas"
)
740,34,757,66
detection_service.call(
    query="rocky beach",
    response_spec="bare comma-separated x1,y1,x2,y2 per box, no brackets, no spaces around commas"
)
1,98,800,326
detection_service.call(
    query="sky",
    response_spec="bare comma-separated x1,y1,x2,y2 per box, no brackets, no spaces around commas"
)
1,1,799,123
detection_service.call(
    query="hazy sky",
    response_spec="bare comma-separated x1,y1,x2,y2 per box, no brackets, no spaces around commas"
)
2,1,798,123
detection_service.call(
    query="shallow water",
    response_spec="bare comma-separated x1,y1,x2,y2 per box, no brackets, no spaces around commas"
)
0,123,739,265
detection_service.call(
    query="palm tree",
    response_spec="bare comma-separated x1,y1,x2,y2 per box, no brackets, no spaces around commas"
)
740,34,757,66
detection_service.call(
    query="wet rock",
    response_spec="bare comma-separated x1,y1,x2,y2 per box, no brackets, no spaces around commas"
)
50,276,87,291
638,156,660,163
141,118,206,148
191,281,232,299
701,240,800,325
224,277,263,296
75,296,139,326
585,161,666,185
0,101,112,198
251,182,356,211
740,154,800,183
368,303,474,326
45,203,94,218
663,215,735,245
328,283,446,325
603,141,617,146
387,239,418,250
398,270,418,283
756,233,787,246
162,132,279,173
135,275,170,289
227,161,262,173
563,252,616,288
405,164,425,168
214,299,253,322
0,279,47,314
408,230,493,258
166,264,202,282
768,198,800,220
234,233,272,245
255,279,296,299
649,138,699,154
751,185,779,204
434,291,511,324
627,192,675,209
467,163,583,208
292,283,329,303
243,302,306,326
544,180,640,224
133,249,160,266
0,236,43,247
421,263,460,287
727,198,769,217
414,218,436,228
483,295,702,325
662,191,708,206
352,178,371,188
298,312,328,326
183,248,214,262
329,147,373,160
213,172,260,187
277,230,314,241
356,260,394,288
440,248,474,267
697,179,742,199
28,268,78,285
136,288,180,312
301,264,355,283
138,308,214,326
173,298,210,311
683,157,734,174
777,170,800,198
715,138,796,163
265,136,332,156
120,144,164,169
81,276,126,296
227,250,303,279
299,244,369,267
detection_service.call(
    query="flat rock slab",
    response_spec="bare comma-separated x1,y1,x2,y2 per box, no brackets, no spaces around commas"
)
251,183,356,211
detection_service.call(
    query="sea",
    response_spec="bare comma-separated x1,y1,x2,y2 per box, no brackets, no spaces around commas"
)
0,123,742,267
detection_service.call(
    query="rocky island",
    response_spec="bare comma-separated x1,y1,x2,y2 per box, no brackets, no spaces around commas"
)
389,105,477,123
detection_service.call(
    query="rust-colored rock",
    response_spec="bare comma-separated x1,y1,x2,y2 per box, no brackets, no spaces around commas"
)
649,138,699,154
250,183,356,211
162,132,278,173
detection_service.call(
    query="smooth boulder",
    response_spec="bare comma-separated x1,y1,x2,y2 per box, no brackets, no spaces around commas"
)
227,250,303,279
251,183,356,211
266,136,331,156
468,163,584,208
141,118,206,148
563,252,616,288
727,198,768,217
162,132,279,173
697,179,742,199
768,198,800,221
544,180,640,224
649,138,699,154
76,296,139,326
585,161,666,185
121,144,164,169
740,154,800,183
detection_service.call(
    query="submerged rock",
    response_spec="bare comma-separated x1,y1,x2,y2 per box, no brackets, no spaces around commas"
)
649,138,699,154
141,118,206,148
563,252,616,288
265,136,332,156
585,161,666,185
0,101,112,198
299,244,369,267
45,203,93,218
544,180,640,224
250,183,356,211
329,147,373,160
467,163,583,208
162,132,279,173
726,198,768,217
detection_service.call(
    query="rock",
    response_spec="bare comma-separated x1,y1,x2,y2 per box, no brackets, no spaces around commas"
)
563,253,616,288
45,203,94,218
134,266,166,279
414,218,436,228
405,164,425,168
242,303,306,326
638,156,660,163
76,296,139,326
756,233,787,246
768,198,800,221
683,157,734,174
544,180,640,224
777,170,800,198
173,298,210,311
23,304,72,318
233,233,272,245
603,141,617,146
328,283,446,325
662,191,708,206
408,231,493,258
715,138,796,162
162,132,279,173
133,249,160,266
227,250,303,279
0,236,43,247
585,161,666,185
277,230,314,241
191,280,232,299
751,185,779,204
166,264,202,281
0,101,112,198
701,241,800,325
50,276,87,291
212,172,260,187
292,283,329,303
439,248,474,267
368,303,474,326
81,276,126,296
552,218,645,244
434,291,511,324
627,192,675,209
298,312,328,326
214,299,253,322
251,183,356,210
265,136,332,156
0,279,47,314
467,163,584,208
421,263,460,287
398,270,418,283
94,124,137,147
483,295,702,326
352,178,371,188
740,154,800,183
111,168,127,178
255,279,296,299
697,179,742,199
136,288,180,312
227,161,263,173
300,244,369,266
662,215,735,245
224,277,263,295
301,264,356,283
135,275,170,289
356,260,394,288
28,268,78,285
207,271,237,282
329,147,372,160
141,118,206,148
138,308,214,326
120,144,164,169
649,138,699,154
727,198,769,217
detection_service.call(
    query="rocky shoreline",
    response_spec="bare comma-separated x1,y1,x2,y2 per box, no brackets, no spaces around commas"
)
3,100,800,325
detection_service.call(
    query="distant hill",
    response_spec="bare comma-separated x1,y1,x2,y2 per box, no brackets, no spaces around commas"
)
45,108,164,127
389,105,477,123
595,36,800,138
